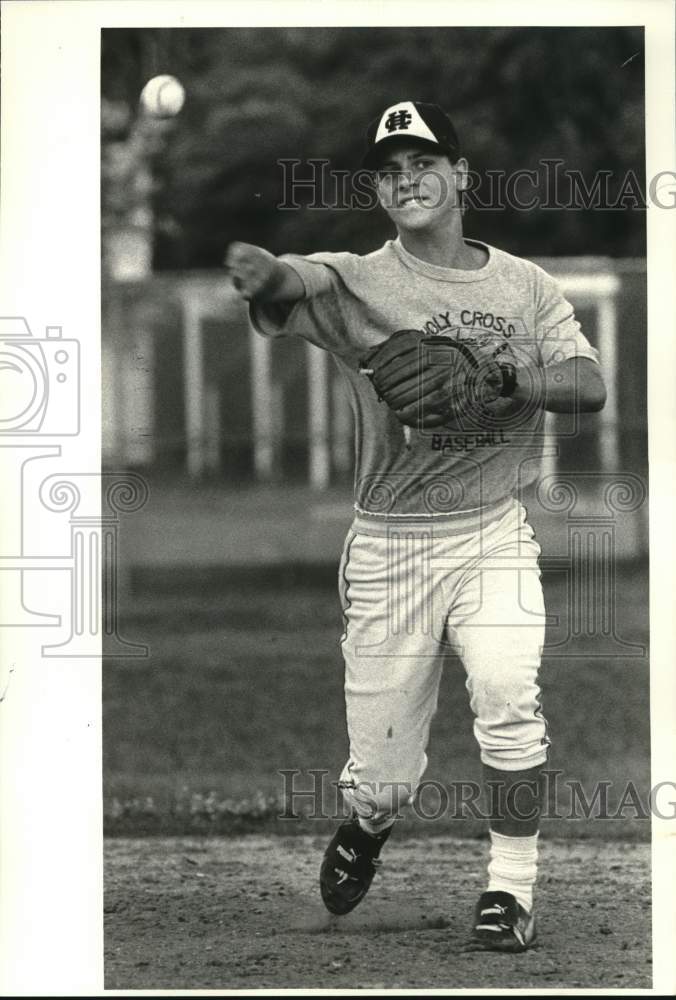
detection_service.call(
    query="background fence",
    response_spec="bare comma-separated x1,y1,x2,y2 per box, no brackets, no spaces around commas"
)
103,258,646,484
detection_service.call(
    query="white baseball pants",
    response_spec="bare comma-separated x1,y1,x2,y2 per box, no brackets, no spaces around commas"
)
337,498,549,825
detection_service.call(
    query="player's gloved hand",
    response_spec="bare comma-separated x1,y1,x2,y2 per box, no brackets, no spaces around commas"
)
224,241,286,301
359,328,517,430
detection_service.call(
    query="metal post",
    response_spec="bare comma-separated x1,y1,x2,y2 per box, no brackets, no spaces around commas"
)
203,382,221,474
332,376,353,475
182,290,205,478
551,270,621,481
306,341,330,490
248,321,274,480
122,324,155,467
596,294,620,473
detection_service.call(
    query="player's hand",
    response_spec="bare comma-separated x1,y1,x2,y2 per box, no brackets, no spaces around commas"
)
224,242,283,301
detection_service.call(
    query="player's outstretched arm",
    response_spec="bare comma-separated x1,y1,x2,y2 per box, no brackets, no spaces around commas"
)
225,241,305,303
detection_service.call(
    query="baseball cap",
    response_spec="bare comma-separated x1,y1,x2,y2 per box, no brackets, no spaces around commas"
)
362,101,461,170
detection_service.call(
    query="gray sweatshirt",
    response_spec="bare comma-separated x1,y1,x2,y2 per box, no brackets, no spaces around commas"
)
251,237,599,519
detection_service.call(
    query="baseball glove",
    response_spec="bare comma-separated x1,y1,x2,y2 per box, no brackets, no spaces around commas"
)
359,329,517,430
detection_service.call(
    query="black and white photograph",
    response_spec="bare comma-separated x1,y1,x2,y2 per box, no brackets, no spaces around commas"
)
0,1,675,994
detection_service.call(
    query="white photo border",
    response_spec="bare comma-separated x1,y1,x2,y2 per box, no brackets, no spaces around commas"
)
0,0,673,994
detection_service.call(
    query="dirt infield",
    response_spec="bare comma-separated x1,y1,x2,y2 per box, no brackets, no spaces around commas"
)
104,836,651,990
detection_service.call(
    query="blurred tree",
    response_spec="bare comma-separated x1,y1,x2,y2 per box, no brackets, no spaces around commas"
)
101,26,646,267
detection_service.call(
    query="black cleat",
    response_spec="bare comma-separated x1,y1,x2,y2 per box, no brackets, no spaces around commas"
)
470,890,537,952
319,817,392,915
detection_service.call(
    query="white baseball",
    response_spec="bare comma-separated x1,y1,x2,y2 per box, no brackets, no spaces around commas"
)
140,75,185,117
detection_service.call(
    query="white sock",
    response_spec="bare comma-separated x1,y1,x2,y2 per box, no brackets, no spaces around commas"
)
487,830,539,913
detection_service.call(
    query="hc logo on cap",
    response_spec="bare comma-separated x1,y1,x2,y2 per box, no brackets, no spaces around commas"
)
363,101,461,169
384,109,413,133
374,102,440,145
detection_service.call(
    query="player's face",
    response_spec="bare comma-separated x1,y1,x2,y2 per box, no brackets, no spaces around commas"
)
374,146,466,231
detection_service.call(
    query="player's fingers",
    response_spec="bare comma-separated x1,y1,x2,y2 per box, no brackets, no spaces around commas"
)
378,367,450,408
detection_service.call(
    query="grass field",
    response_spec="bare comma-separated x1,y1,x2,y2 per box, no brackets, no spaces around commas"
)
104,562,650,839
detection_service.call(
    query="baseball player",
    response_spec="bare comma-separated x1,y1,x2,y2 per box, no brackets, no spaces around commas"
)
226,101,606,952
